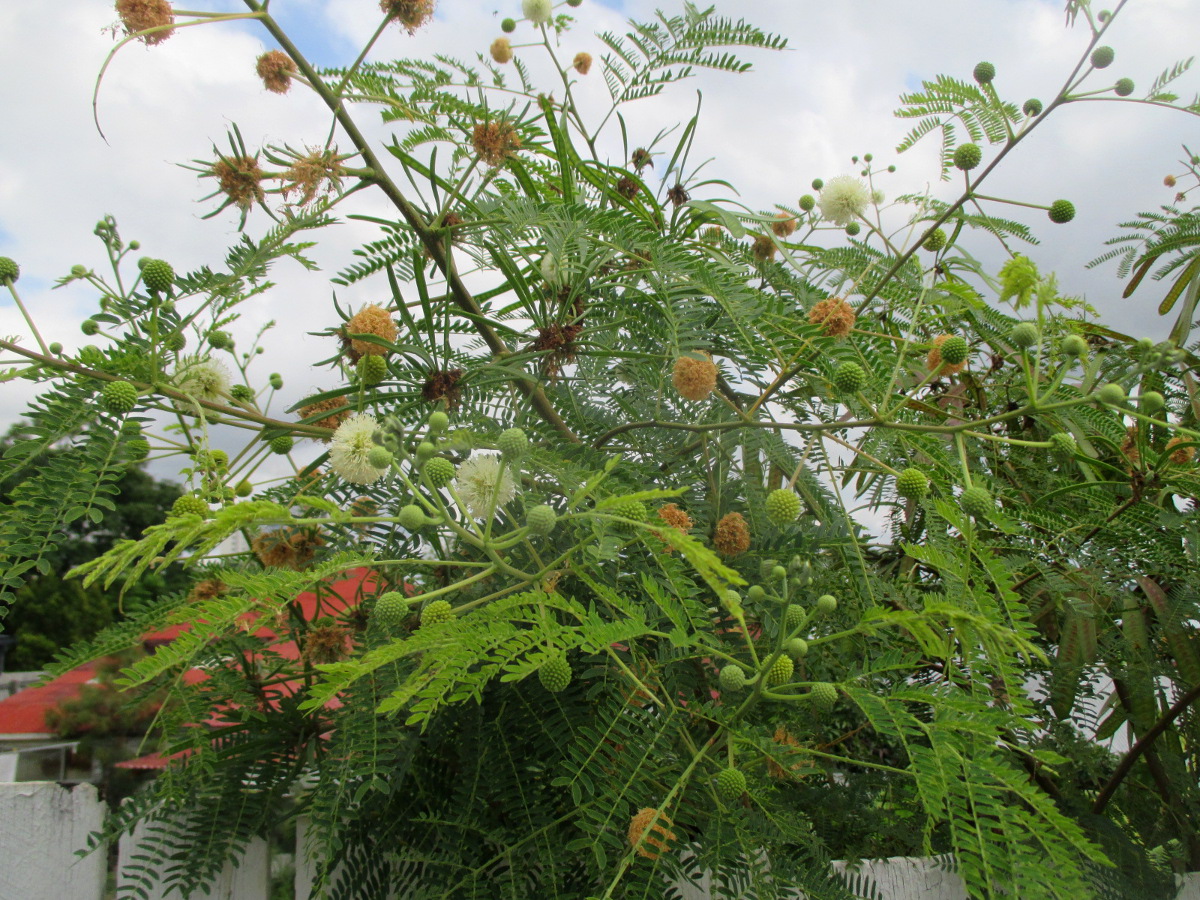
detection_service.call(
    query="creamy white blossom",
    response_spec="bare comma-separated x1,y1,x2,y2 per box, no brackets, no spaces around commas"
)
454,452,516,518
522,0,553,25
173,356,231,404
330,413,386,485
817,175,872,227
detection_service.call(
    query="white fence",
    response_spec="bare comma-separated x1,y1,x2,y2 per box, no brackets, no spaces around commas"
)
2,782,1198,900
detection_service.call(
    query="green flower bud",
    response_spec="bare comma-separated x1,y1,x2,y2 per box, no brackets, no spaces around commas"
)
973,61,996,84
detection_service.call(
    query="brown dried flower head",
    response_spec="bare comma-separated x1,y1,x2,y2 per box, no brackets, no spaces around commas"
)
472,121,522,167
926,334,966,376
807,297,856,339
188,579,227,602
282,149,345,206
713,511,751,557
616,176,640,200
771,214,797,238
767,727,811,779
672,352,718,402
422,368,464,407
666,184,690,207
303,622,352,665
631,148,653,170
628,808,676,860
212,155,265,211
1164,174,1178,188
490,37,513,64
573,52,593,75
300,396,351,437
380,0,435,32
256,50,297,94
1167,436,1195,465
116,0,175,45
752,234,776,261
253,528,324,570
1121,425,1141,467
345,304,399,358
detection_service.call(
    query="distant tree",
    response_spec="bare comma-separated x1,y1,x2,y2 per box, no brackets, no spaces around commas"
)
0,424,188,670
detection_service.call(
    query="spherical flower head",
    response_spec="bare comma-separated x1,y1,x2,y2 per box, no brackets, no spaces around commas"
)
764,489,801,526
798,194,815,212
380,0,435,33
953,143,982,171
256,50,297,94
0,257,20,285
523,0,553,25
656,503,693,532
713,511,750,557
771,214,797,238
454,452,516,518
173,356,231,404
345,304,398,358
501,17,517,32
628,808,675,860
490,37,513,64
330,413,388,485
572,52,593,75
718,664,746,692
960,486,993,520
538,653,571,692
472,120,522,167
116,0,176,45
927,334,967,376
807,297,856,339
895,467,929,500
1049,432,1076,457
1023,98,1044,117
1114,78,1134,97
998,254,1040,307
752,233,776,261
715,768,746,802
672,352,718,402
299,396,350,437
973,61,996,85
1048,199,1075,224
766,655,794,686
923,228,947,252
817,175,871,227
1091,45,1115,69
1009,321,1039,349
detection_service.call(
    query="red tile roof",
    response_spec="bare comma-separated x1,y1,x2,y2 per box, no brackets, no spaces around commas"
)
0,568,374,741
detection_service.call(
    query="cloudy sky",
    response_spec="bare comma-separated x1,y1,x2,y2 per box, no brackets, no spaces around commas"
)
1,0,1198,470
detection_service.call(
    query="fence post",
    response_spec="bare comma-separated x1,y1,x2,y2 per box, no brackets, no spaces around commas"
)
0,781,106,900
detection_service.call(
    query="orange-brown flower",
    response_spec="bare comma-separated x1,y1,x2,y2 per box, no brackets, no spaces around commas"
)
379,0,435,32
672,352,718,402
713,511,750,557
345,304,398,357
572,52,593,75
116,0,175,44
1164,175,1178,188
771,214,797,238
472,121,522,167
281,149,345,206
807,296,856,339
657,503,693,532
212,155,265,211
752,233,776,261
299,396,351,436
667,184,690,207
490,37,513,64
926,334,966,376
627,808,676,859
255,50,297,94
767,727,811,779
1167,436,1194,465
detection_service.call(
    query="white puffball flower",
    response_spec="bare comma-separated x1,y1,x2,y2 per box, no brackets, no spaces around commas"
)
872,189,886,205
817,175,872,227
523,0,553,26
454,452,516,518
330,413,387,485
173,356,231,404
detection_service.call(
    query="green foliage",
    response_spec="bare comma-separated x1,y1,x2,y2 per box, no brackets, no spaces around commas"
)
6,2,1200,899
